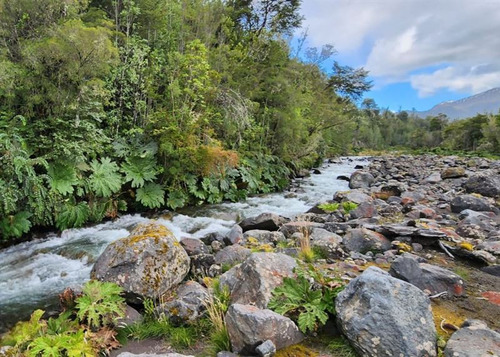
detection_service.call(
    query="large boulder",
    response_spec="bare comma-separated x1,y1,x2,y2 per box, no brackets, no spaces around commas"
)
225,304,304,354
91,223,190,303
349,171,375,189
336,267,437,357
342,228,391,254
219,253,296,308
389,253,465,296
215,245,251,266
444,320,500,357
239,213,289,232
450,195,492,213
464,174,500,197
155,281,208,325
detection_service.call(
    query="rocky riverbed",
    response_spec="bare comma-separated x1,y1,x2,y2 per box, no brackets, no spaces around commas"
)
2,155,500,357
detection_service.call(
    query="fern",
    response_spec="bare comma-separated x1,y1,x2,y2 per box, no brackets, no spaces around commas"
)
342,201,358,214
268,272,344,334
0,211,32,239
121,155,159,188
47,162,79,195
88,157,122,197
76,280,125,329
55,201,90,230
136,182,165,208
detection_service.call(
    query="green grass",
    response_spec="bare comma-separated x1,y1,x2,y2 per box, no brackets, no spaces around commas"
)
328,336,357,357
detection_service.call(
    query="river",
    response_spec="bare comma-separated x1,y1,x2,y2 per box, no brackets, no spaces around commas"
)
0,157,367,332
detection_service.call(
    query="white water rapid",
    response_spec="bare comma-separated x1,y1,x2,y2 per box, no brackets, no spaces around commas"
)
0,157,367,331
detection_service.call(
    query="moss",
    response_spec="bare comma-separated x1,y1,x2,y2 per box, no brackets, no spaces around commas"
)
276,344,318,357
127,223,172,246
431,301,466,339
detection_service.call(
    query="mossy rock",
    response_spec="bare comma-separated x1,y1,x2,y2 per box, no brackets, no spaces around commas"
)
91,222,190,304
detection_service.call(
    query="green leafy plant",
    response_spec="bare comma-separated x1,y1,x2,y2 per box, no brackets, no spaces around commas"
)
121,155,160,188
76,280,126,329
317,202,340,213
0,211,32,239
47,162,79,195
268,266,345,334
136,182,165,208
88,158,122,197
55,200,90,230
342,201,358,214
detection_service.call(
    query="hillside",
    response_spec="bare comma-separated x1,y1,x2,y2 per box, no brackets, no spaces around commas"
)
415,87,500,120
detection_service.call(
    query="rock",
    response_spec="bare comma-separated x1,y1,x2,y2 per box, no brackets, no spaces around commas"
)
239,213,290,232
334,189,373,204
444,319,500,357
343,228,391,254
91,223,190,304
309,228,343,258
256,340,276,357
337,175,350,181
200,232,225,245
477,240,500,255
225,304,304,354
464,174,500,197
220,253,297,308
180,237,209,256
190,253,215,276
215,245,252,266
349,202,378,219
481,265,500,277
450,195,492,213
117,305,143,328
441,167,466,179
389,253,465,296
279,221,323,238
349,171,375,189
423,172,442,184
336,267,437,357
156,281,208,325
225,225,244,245
243,230,286,244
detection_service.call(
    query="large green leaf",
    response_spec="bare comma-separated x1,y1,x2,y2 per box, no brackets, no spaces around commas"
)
0,211,32,239
121,155,158,188
55,201,90,230
47,163,79,195
136,183,165,208
88,158,122,197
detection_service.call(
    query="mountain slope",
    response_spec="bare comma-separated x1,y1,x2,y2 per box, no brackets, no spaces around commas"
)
415,87,500,120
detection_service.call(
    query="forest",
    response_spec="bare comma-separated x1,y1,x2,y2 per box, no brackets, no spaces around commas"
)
1,0,499,242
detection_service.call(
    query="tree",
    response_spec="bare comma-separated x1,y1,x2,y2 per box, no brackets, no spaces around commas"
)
326,61,372,102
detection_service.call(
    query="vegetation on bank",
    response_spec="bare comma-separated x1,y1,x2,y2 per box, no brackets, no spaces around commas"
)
0,0,372,242
1,0,499,242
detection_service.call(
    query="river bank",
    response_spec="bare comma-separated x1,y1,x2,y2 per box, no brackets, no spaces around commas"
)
2,154,500,356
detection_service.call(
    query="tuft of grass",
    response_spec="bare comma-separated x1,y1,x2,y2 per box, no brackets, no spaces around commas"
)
203,279,232,355
297,231,315,263
328,336,357,357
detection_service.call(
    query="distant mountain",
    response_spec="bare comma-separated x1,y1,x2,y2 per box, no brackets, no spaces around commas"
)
414,87,500,120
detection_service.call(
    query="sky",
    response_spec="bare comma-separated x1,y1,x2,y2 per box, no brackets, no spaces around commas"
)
298,0,500,111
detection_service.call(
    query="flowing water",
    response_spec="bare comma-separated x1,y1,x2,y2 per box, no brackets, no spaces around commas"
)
0,157,367,332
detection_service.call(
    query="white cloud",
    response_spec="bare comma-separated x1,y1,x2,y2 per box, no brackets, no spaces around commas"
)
299,0,500,95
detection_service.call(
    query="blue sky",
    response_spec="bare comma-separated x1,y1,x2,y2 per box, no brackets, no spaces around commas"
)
298,0,500,111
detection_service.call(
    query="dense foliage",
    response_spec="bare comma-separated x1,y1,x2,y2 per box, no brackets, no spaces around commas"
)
0,0,372,241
